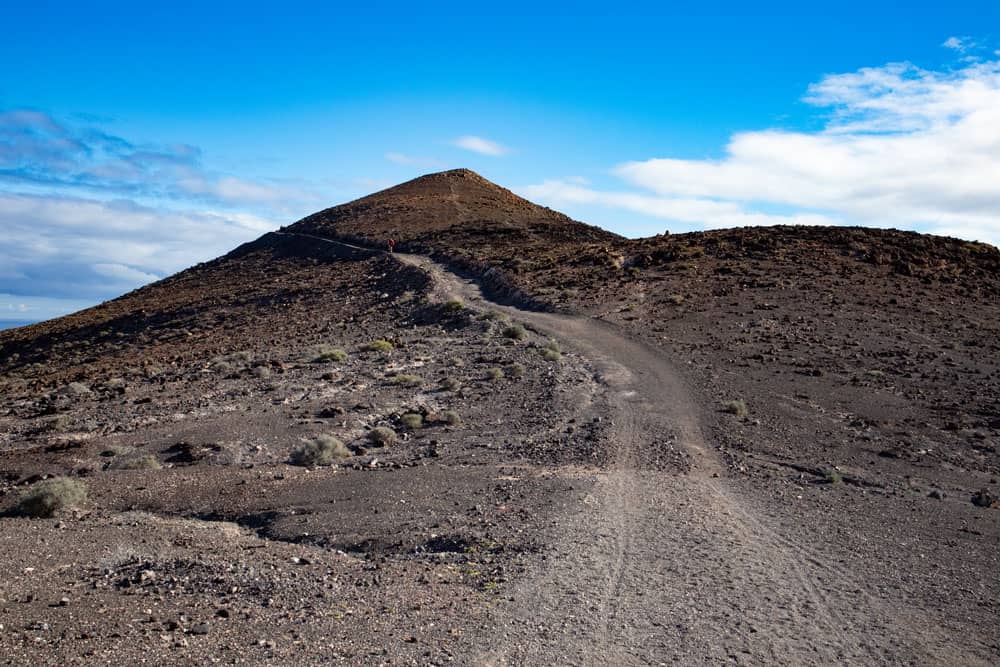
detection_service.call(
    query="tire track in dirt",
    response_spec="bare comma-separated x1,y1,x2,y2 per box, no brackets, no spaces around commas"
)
281,232,993,666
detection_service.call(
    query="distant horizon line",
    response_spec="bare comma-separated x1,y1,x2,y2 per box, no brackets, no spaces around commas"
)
0,319,40,331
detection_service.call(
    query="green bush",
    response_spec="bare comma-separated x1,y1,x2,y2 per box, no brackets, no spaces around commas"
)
363,340,394,353
109,454,161,470
391,374,423,387
502,324,526,341
290,435,351,466
486,367,505,381
15,478,87,518
507,363,526,377
400,413,424,430
723,399,748,417
439,376,461,391
480,310,507,322
443,299,464,313
368,426,397,446
441,410,461,426
540,348,562,362
314,347,348,363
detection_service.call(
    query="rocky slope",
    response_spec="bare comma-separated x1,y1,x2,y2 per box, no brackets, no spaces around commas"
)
0,169,997,665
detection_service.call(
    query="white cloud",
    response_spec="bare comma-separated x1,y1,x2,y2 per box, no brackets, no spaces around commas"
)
943,36,975,52
452,135,511,156
0,192,283,315
92,263,161,283
0,109,321,213
523,180,837,229
526,53,1000,248
0,109,332,324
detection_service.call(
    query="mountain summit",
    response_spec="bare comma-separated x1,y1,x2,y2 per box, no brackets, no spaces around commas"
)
290,168,619,248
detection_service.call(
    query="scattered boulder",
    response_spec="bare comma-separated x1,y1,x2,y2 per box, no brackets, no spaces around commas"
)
971,489,996,508
63,382,92,396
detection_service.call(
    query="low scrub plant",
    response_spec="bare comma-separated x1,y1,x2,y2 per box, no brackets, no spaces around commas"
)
486,367,505,381
539,340,562,362
440,409,461,426
391,374,423,387
109,454,161,470
290,435,351,466
541,348,562,362
507,363,526,377
363,340,394,353
368,426,397,446
443,299,464,313
439,376,461,391
502,324,526,340
400,413,424,430
314,346,348,363
723,399,749,417
480,310,507,322
15,478,87,518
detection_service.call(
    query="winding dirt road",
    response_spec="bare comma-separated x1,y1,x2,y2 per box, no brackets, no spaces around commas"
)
279,232,989,665
394,251,986,667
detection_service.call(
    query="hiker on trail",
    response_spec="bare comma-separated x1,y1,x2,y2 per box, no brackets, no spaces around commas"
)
387,238,395,253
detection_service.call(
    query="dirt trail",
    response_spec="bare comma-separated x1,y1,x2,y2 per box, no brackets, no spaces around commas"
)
288,234,989,665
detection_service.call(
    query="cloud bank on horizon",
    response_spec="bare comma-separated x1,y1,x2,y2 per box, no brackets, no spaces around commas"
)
525,45,1000,248
0,110,313,323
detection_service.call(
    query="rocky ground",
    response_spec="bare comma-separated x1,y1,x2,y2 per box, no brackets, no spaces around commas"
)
1,169,997,665
0,238,612,665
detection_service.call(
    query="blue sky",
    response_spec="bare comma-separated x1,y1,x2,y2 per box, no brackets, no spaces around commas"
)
2,1,999,326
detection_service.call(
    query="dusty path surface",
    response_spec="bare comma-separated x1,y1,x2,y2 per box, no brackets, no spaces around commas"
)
293,235,991,665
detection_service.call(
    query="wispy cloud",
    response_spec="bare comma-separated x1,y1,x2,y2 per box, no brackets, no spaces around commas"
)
942,36,976,53
0,109,314,208
523,180,837,229
525,49,1000,247
451,135,511,156
0,109,327,323
0,191,281,304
